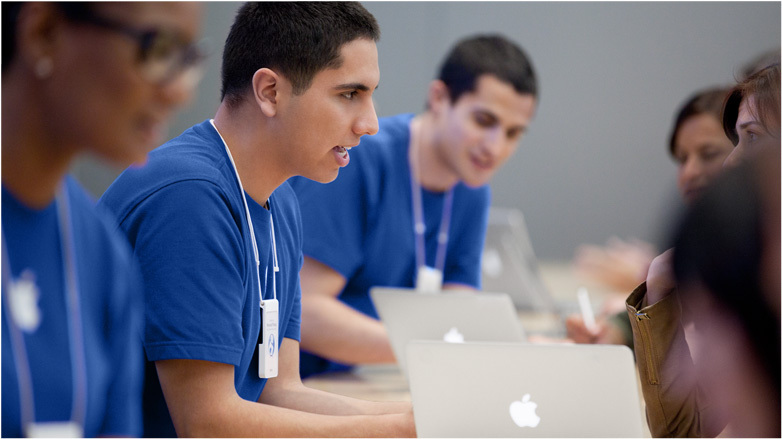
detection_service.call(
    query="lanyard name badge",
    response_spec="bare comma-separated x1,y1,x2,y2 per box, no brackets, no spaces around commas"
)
2,187,86,438
212,120,278,378
409,137,455,293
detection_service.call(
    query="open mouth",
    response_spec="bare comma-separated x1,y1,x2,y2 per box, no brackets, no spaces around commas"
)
335,146,352,158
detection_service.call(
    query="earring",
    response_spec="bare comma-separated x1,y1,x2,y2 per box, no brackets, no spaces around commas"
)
34,57,53,79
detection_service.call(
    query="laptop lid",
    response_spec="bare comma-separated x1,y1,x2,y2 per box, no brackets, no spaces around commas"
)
370,287,526,375
406,341,644,438
481,207,558,312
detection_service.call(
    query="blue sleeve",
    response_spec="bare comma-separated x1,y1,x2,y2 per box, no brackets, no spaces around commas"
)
283,257,302,342
122,180,248,365
100,258,144,437
289,169,368,280
443,187,491,289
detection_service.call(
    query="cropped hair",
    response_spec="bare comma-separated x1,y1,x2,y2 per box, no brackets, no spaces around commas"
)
221,2,380,106
722,63,781,145
436,34,537,104
668,87,730,157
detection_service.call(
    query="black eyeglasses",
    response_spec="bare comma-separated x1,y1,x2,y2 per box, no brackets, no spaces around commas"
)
65,9,209,87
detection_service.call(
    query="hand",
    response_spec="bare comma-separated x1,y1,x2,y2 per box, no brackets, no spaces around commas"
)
565,313,628,345
565,313,603,344
646,249,676,305
574,237,656,293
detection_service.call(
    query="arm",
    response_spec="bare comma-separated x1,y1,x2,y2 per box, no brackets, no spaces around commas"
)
626,251,724,437
261,337,412,416
574,237,656,293
156,339,415,438
299,256,396,364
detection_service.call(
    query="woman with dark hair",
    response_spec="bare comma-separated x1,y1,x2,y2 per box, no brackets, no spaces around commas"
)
1,3,203,436
569,86,734,345
626,63,781,437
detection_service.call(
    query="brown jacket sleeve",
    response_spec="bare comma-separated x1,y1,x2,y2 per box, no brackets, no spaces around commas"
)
626,283,724,437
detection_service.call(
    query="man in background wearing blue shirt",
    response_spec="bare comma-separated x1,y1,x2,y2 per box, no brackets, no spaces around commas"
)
289,34,539,378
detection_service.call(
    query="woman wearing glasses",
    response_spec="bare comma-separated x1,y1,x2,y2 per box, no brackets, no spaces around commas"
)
1,2,204,437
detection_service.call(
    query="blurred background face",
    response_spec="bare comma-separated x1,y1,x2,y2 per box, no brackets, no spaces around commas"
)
42,2,202,166
672,113,734,204
433,75,536,188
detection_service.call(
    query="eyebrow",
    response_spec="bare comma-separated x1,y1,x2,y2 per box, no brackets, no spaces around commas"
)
475,109,528,132
738,120,761,130
334,82,378,92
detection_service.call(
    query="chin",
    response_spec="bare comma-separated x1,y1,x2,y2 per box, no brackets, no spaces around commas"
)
305,169,341,184
463,173,492,188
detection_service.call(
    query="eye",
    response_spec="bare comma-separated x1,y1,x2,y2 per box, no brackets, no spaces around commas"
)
675,154,686,166
473,112,496,128
341,91,357,100
506,127,524,140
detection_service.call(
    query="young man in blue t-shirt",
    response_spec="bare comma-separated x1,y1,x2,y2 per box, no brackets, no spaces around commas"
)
99,3,414,437
289,35,539,378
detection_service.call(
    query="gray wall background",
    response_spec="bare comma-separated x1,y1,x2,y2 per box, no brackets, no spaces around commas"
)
73,1,781,261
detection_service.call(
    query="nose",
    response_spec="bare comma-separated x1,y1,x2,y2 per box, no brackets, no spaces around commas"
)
353,98,379,137
483,127,507,157
722,144,743,169
158,69,200,110
679,156,702,184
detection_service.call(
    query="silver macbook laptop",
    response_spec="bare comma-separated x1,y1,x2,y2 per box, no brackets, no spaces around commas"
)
481,207,558,312
370,287,526,375
406,341,644,438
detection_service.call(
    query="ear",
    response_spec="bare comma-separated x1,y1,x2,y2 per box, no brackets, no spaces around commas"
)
14,3,62,76
252,68,282,118
426,79,452,116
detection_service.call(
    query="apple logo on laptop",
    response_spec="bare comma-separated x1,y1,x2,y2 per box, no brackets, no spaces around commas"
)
509,394,541,428
443,327,465,343
482,247,504,278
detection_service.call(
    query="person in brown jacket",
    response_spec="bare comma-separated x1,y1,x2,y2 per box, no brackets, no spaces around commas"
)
626,63,780,437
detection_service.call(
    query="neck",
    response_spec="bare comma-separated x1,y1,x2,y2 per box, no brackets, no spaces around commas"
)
213,103,290,206
409,113,459,193
2,75,76,208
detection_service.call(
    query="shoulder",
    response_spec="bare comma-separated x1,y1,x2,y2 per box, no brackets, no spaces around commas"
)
66,177,134,267
99,120,235,224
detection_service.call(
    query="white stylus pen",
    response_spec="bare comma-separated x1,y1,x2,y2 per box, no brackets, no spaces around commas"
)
577,287,598,333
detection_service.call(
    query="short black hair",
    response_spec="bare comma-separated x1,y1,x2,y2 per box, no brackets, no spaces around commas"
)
437,34,537,104
220,2,380,106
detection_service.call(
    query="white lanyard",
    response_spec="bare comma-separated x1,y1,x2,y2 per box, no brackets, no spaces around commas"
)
410,170,455,276
1,186,87,433
210,120,278,304
408,122,455,285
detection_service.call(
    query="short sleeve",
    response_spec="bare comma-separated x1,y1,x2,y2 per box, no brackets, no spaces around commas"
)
124,180,248,365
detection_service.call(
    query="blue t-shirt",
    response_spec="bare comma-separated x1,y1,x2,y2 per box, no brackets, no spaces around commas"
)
289,113,490,377
2,177,143,438
98,120,303,437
